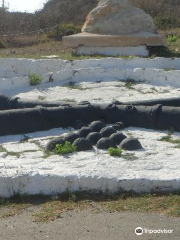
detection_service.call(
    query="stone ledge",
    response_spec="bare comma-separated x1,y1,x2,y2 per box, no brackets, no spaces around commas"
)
63,32,166,48
75,46,149,57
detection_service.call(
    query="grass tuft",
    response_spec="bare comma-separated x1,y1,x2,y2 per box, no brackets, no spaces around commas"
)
168,35,179,43
28,72,43,86
159,131,180,147
108,147,122,157
54,141,77,155
1,192,180,222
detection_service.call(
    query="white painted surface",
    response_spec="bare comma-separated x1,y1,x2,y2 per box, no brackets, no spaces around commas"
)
0,57,180,196
0,127,180,197
1,57,180,94
75,46,149,57
15,81,180,105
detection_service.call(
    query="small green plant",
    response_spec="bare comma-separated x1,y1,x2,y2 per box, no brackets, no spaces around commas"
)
38,95,46,101
0,39,7,49
168,35,179,43
108,147,122,157
122,79,144,90
122,153,138,161
54,141,77,155
159,130,180,147
28,72,43,86
63,81,90,90
48,23,81,40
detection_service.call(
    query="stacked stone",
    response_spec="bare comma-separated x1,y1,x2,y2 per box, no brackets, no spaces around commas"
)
46,120,143,152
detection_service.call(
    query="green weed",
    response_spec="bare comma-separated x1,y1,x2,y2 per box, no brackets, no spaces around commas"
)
108,147,122,157
28,72,43,86
54,141,77,155
168,35,179,43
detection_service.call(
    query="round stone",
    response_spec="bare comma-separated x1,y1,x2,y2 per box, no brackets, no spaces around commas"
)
76,122,86,129
89,121,106,132
113,122,126,131
110,133,127,145
86,132,102,145
73,138,93,151
120,137,143,151
78,127,93,137
100,127,116,137
46,137,65,151
82,0,157,34
63,132,80,144
74,120,86,129
96,137,116,150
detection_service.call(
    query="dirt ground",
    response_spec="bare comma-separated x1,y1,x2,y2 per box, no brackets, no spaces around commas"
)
0,206,180,240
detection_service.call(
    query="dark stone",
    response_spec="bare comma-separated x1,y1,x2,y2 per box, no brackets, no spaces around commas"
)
73,138,93,151
74,120,86,130
79,101,91,105
112,100,122,105
63,132,80,144
96,138,116,150
89,121,106,132
78,127,93,137
100,127,116,137
110,132,127,145
113,122,126,131
86,132,102,145
46,137,65,151
75,122,86,130
120,137,143,151
0,94,10,110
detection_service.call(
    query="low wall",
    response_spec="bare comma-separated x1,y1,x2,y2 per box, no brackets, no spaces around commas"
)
1,57,180,93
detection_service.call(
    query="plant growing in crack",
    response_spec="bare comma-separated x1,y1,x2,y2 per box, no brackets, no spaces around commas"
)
48,71,54,82
63,81,91,90
28,72,43,86
121,79,145,90
159,130,180,148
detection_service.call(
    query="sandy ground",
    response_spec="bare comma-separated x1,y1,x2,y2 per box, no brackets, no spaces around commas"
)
0,207,180,240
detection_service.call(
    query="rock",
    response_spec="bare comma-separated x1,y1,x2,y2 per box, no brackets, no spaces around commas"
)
86,132,102,145
100,127,116,137
76,122,86,129
113,122,126,130
73,138,93,151
63,132,80,144
120,137,143,151
110,132,127,145
78,127,93,137
97,137,116,149
74,120,86,129
89,121,106,132
46,137,65,151
82,0,157,35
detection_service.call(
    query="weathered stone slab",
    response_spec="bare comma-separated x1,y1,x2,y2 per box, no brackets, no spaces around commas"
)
82,0,157,34
63,32,166,48
75,46,149,57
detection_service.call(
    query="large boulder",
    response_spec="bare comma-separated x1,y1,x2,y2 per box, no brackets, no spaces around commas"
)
100,127,116,137
97,137,116,149
110,132,127,145
86,132,102,145
120,137,143,151
46,137,65,151
82,0,157,35
89,120,106,132
78,127,93,137
73,138,93,151
63,132,80,144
